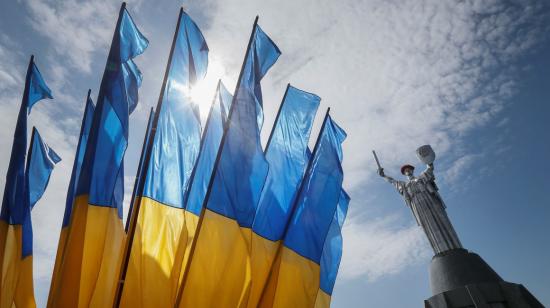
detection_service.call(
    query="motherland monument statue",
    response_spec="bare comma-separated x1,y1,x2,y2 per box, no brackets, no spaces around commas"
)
376,145,462,254
373,145,544,308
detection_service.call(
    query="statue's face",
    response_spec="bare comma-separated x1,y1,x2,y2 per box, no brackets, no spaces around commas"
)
404,168,414,176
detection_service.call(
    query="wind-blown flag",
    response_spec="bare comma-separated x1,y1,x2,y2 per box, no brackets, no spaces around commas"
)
248,85,320,307
179,80,232,279
119,10,207,308
314,189,350,308
259,113,347,307
48,4,148,307
47,91,94,307
0,56,52,308
176,20,280,308
27,129,62,210
17,128,60,308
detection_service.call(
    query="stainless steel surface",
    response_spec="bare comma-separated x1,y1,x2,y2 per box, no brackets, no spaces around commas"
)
380,146,462,254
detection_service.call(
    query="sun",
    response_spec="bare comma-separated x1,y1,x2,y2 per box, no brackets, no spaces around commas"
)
188,59,227,119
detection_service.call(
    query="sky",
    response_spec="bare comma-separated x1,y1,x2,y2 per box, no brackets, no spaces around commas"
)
0,0,549,307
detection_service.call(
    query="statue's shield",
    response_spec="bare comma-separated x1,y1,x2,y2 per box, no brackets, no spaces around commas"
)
416,144,435,164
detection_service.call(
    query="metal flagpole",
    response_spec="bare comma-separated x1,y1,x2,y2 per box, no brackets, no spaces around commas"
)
124,107,154,232
181,81,222,209
257,107,331,303
174,16,260,307
263,83,290,153
113,7,185,307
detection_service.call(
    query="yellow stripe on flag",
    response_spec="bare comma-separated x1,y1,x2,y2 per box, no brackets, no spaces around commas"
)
0,222,22,308
120,197,185,307
314,289,331,308
47,226,68,307
259,247,320,308
247,234,280,308
50,195,124,308
178,209,251,308
0,222,35,308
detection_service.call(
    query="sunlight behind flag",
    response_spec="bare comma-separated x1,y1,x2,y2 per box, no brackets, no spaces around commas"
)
118,9,208,308
176,18,281,308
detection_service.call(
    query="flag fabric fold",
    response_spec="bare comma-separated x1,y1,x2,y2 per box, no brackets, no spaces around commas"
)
247,85,320,308
178,81,232,284
119,10,208,308
314,189,350,308
176,21,281,308
260,113,347,308
18,128,60,308
27,128,61,210
0,56,52,308
47,92,95,307
48,4,148,307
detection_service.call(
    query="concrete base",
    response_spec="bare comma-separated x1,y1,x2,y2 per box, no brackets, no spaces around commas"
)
424,249,544,308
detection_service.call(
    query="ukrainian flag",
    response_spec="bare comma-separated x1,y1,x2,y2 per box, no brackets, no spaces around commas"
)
176,21,280,308
248,85,320,308
259,113,347,308
0,56,53,308
47,91,94,307
11,128,60,308
47,4,148,307
315,189,350,308
119,9,208,308
178,80,232,282
124,107,154,233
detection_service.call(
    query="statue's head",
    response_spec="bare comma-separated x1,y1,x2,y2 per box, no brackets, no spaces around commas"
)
401,164,415,177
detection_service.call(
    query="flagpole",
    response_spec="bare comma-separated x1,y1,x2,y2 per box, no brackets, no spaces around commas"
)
257,107,331,303
166,81,223,292
113,8,185,307
181,81,222,208
263,83,290,153
46,89,92,306
174,16,260,307
25,127,38,175
124,107,154,232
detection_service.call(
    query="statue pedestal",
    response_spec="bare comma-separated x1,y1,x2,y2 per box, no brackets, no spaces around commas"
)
424,249,544,308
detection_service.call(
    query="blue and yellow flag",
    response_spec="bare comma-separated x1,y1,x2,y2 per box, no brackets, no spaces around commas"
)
260,113,347,308
48,4,148,307
119,9,208,308
178,80,232,280
47,91,95,307
18,128,60,308
124,107,154,232
176,20,280,308
248,85,320,307
0,56,52,308
315,189,350,308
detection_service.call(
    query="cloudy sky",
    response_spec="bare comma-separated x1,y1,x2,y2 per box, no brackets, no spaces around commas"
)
1,0,549,306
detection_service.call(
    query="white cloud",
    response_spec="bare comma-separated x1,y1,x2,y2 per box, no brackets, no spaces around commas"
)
339,214,431,281
23,0,144,73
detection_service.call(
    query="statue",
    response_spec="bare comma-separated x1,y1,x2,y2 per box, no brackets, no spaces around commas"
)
373,145,462,254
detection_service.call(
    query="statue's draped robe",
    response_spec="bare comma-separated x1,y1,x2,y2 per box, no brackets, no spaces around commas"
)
389,167,462,254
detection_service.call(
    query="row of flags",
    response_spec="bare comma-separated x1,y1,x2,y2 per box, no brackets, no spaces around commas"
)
0,3,348,308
